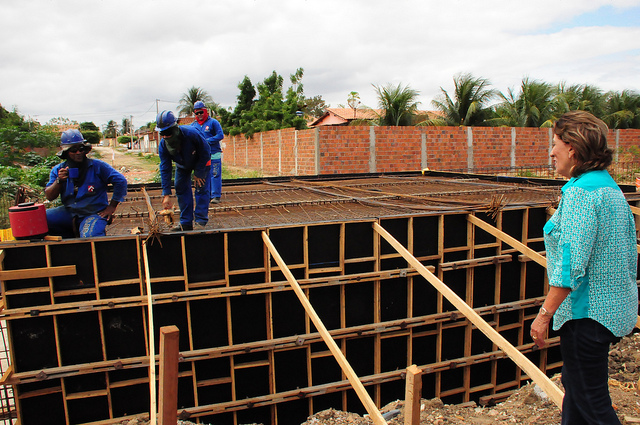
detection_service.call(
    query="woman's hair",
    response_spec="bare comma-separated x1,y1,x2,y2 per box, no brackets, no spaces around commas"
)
553,110,612,177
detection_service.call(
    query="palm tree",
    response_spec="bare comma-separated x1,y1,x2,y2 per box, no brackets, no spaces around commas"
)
492,78,555,127
603,90,640,129
426,73,496,126
373,83,420,126
178,86,213,117
552,83,604,118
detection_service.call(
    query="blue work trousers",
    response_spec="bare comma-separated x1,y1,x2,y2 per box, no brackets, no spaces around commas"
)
46,206,109,238
559,318,621,425
174,165,211,226
211,157,222,199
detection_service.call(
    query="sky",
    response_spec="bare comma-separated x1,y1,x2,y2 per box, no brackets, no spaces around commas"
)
1,0,640,130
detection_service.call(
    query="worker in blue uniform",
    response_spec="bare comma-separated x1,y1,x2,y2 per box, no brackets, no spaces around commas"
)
191,100,224,203
45,129,128,238
156,110,211,231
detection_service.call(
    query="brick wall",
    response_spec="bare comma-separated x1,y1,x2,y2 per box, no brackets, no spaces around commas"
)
225,126,640,176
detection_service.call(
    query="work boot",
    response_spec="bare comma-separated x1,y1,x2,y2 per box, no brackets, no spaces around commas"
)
171,223,192,232
194,222,206,230
211,197,221,204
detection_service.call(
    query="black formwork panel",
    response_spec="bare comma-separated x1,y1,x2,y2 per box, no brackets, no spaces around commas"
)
0,200,571,425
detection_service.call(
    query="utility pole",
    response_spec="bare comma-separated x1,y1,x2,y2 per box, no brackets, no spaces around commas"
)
130,115,134,149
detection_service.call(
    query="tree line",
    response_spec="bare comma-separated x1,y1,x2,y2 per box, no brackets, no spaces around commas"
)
181,71,640,135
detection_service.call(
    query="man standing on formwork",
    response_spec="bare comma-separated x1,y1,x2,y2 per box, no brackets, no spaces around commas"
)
191,100,224,204
156,110,211,231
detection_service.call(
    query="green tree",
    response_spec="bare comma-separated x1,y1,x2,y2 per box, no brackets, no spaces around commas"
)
103,120,118,138
492,78,556,127
78,121,102,144
79,122,100,132
373,83,420,126
303,95,328,118
218,76,256,135
178,86,213,117
427,73,496,126
603,90,640,129
552,83,604,118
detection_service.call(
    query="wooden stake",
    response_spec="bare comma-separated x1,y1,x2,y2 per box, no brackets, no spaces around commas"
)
159,325,179,425
142,241,157,424
404,364,421,425
373,222,564,410
262,231,387,425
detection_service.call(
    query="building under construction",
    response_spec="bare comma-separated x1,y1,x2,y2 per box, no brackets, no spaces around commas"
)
0,171,638,425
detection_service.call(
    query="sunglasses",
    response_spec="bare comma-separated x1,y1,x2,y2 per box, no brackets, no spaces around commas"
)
67,146,87,153
159,128,174,137
195,110,205,115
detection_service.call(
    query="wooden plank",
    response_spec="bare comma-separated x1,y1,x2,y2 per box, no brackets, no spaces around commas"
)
404,364,421,425
467,215,546,268
262,231,388,425
373,222,564,410
159,325,180,425
142,241,158,425
0,265,76,281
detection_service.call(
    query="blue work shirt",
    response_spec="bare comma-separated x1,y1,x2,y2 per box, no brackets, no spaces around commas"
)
46,159,128,216
191,116,224,156
158,125,211,196
543,169,638,337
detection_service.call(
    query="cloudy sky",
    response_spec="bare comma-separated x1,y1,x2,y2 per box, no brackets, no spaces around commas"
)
1,0,640,130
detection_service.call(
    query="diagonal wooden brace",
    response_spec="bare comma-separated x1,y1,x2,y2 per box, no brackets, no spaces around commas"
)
373,222,564,410
262,231,387,425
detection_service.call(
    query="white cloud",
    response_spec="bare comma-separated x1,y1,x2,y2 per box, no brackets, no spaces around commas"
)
1,0,639,128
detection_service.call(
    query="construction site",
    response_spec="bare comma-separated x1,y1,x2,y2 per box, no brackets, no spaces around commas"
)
0,170,639,425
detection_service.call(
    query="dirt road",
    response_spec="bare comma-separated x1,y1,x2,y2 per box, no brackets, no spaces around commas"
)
92,145,158,184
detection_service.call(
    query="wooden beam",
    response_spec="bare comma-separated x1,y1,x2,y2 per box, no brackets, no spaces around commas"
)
0,265,76,281
262,231,387,425
158,326,180,425
404,365,421,425
373,222,564,410
467,215,546,268
142,241,157,425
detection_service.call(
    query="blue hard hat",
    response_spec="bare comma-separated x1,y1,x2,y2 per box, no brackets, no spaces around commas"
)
60,129,86,145
194,101,206,110
156,110,177,132
58,129,91,159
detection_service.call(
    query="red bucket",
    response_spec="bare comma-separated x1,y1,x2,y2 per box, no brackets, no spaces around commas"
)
8,202,48,240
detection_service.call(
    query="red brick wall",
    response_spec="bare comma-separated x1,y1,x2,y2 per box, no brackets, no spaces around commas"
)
319,127,372,174
224,126,640,176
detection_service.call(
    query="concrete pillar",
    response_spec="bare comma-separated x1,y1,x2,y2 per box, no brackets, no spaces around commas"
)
421,132,427,170
369,126,376,173
278,130,282,176
294,130,299,176
314,127,320,175
510,127,516,168
466,127,474,172
548,128,554,168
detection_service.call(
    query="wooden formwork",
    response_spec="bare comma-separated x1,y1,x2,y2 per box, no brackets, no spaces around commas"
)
0,172,637,425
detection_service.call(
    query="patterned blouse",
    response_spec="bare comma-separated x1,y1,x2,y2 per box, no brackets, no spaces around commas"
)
543,169,638,337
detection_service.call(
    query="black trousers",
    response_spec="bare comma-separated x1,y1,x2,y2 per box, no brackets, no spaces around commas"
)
559,318,621,425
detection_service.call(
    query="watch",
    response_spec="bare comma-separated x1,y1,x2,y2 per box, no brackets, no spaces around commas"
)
56,177,61,184
540,306,552,317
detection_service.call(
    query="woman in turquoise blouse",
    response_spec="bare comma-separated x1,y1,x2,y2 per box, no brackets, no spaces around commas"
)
530,111,638,424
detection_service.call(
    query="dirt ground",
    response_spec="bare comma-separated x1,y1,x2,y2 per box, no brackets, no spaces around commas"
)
91,145,159,184
120,332,640,425
90,145,260,184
